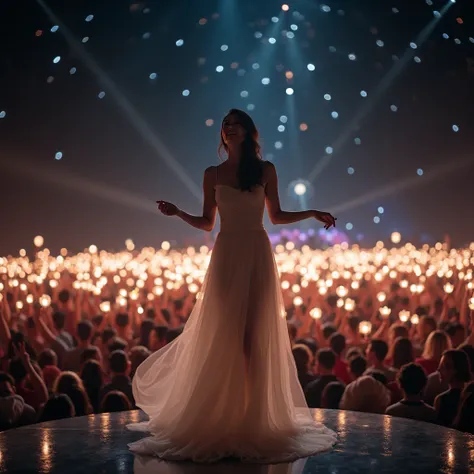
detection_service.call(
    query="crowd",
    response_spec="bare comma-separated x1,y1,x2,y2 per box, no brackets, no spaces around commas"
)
0,240,473,435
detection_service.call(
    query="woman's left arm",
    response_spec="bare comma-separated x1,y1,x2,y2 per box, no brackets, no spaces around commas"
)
264,162,336,228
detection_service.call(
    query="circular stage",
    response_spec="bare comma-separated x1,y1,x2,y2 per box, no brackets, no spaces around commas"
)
0,409,472,473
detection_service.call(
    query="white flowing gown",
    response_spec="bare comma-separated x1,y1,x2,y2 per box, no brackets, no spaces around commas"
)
127,182,337,463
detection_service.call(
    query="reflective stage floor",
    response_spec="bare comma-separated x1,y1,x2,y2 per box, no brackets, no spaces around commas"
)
0,409,473,473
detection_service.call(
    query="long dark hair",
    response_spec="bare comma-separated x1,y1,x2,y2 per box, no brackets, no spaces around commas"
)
218,108,263,192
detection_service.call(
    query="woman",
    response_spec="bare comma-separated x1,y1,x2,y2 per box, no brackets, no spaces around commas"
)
127,109,337,462
434,349,471,427
53,371,92,417
386,337,414,403
416,330,452,376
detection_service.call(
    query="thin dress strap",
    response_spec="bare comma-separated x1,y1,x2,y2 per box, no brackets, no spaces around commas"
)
216,165,218,185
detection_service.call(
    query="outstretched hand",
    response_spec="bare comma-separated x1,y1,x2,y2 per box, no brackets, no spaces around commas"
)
314,211,337,230
156,201,179,216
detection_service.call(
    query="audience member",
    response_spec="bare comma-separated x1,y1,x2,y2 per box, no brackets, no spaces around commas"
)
99,350,135,408
329,333,351,385
53,371,92,417
321,381,345,409
446,323,466,349
416,330,452,376
100,390,132,413
63,321,99,373
365,339,395,382
0,372,36,430
149,325,169,352
385,363,437,423
435,349,471,427
129,346,151,379
292,344,317,391
304,349,341,408
340,375,391,414
349,355,367,381
39,394,75,422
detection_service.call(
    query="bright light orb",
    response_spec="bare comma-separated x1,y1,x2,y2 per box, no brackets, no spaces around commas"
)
391,232,402,244
286,88,294,95
34,235,44,248
294,183,307,196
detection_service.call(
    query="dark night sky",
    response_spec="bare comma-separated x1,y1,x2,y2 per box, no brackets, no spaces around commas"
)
1,0,473,255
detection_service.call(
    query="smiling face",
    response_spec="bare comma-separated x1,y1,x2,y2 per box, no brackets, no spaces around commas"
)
221,113,246,147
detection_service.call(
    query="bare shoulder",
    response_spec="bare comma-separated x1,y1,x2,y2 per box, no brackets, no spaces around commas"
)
204,165,217,179
262,160,277,182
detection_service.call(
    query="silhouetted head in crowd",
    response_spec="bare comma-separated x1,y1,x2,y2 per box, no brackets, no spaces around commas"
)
446,323,466,348
102,328,117,346
52,311,66,331
349,355,367,380
397,363,427,398
139,319,155,347
315,349,336,375
149,325,169,351
58,289,70,305
53,371,92,417
366,339,388,366
38,349,58,368
7,331,36,361
115,312,130,328
108,337,128,353
390,337,414,369
101,390,132,413
145,307,156,321
388,323,409,348
165,326,183,344
422,330,452,363
438,349,471,387
77,320,93,344
0,372,16,398
39,394,75,422
109,350,131,376
80,346,102,367
322,324,337,345
321,381,345,409
294,338,318,356
292,344,313,373
129,346,151,378
329,333,346,358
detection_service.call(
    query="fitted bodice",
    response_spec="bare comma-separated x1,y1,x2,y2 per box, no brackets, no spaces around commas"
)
215,185,266,233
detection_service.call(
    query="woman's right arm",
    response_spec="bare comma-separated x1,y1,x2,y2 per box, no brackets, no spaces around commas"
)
175,167,217,232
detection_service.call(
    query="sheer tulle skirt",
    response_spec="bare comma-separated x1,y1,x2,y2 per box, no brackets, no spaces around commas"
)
127,229,337,463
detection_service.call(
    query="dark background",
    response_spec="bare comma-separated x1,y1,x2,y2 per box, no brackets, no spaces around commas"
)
1,0,473,255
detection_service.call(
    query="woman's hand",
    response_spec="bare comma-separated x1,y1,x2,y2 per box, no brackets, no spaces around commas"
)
156,201,179,216
313,210,337,230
